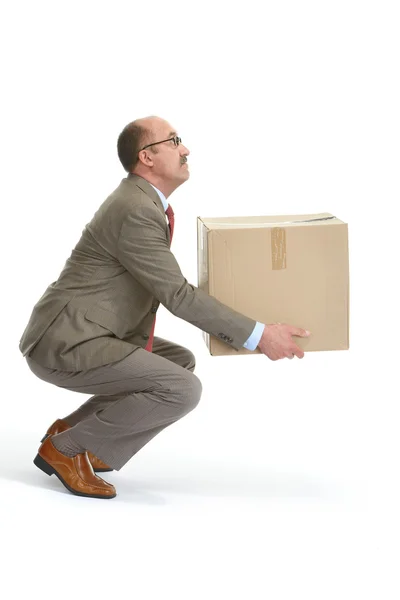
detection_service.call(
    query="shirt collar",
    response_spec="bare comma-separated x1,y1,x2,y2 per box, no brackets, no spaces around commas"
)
150,184,168,212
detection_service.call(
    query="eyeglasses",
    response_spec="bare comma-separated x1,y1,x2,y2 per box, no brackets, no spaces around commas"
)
140,136,182,152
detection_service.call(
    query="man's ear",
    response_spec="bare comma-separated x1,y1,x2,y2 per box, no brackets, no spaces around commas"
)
137,150,153,167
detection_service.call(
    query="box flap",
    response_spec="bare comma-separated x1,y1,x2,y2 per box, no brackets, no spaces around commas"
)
198,213,345,229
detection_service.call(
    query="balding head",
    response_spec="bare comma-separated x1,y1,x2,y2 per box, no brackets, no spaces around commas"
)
117,116,190,197
117,116,175,172
134,116,166,134
117,116,155,172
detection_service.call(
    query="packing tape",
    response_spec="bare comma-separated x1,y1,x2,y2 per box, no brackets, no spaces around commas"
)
270,217,337,269
271,227,286,270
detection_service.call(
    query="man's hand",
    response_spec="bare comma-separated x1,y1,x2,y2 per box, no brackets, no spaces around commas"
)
257,323,310,361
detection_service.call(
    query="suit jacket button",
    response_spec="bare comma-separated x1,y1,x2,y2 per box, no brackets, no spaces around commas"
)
143,334,149,340
151,307,157,313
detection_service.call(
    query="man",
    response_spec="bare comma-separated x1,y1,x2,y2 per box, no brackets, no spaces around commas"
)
19,116,310,500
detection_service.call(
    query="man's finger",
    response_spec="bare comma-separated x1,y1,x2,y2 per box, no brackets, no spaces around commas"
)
290,327,310,338
292,346,305,359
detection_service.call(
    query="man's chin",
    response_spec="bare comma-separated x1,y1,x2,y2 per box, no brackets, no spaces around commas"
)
173,166,190,187
181,166,190,179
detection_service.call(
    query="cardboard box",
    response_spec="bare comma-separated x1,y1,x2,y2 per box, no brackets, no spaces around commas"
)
197,212,349,355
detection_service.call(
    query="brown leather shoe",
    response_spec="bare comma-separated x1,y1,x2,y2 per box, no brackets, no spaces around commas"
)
41,418,113,473
34,436,116,499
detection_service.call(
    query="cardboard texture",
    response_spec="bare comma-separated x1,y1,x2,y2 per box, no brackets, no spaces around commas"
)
197,213,349,356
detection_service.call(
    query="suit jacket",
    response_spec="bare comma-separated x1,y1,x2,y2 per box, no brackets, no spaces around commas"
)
19,174,256,370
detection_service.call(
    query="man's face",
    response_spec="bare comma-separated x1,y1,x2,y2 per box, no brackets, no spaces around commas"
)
145,118,190,187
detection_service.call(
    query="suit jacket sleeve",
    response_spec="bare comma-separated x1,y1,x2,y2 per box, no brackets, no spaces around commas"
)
117,202,257,350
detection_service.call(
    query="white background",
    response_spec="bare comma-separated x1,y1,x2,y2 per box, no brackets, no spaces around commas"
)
1,1,399,598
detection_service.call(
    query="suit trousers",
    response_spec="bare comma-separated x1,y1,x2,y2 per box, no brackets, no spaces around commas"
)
26,337,202,470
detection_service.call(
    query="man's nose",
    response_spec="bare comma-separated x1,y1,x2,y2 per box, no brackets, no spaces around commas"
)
180,144,190,156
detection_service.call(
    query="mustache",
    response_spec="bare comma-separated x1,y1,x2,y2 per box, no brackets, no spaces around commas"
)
180,156,188,164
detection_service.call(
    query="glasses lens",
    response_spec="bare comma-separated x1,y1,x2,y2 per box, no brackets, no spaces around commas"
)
174,136,181,147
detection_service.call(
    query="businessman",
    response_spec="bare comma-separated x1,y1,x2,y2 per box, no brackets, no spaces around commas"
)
19,116,310,499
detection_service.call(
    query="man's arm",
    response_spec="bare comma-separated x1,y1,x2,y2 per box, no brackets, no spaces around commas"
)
117,203,257,350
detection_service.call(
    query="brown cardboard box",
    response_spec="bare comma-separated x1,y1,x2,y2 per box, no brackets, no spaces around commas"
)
197,213,349,355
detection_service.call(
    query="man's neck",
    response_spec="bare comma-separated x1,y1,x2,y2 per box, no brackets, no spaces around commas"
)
131,170,174,198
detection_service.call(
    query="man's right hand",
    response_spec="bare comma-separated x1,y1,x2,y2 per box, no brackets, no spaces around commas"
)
257,323,311,361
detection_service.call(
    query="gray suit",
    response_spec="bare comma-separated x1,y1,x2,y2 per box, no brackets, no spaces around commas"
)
20,174,256,371
20,174,256,469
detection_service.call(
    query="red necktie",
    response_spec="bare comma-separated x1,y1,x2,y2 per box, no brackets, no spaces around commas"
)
145,204,174,352
165,204,175,240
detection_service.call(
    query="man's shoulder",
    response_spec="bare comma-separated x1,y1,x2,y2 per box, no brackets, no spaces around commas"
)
96,177,156,219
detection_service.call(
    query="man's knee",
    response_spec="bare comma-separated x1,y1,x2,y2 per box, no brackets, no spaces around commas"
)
178,371,202,415
182,348,196,372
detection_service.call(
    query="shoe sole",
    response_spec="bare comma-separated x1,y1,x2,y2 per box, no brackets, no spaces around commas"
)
40,434,113,473
33,454,116,499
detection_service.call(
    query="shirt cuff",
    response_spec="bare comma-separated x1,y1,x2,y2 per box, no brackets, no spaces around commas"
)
243,321,265,351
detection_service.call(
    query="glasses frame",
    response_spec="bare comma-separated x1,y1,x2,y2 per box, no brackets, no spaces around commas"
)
140,136,182,152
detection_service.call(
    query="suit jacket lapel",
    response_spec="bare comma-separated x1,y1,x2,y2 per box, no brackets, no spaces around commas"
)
126,174,166,218
125,174,171,245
